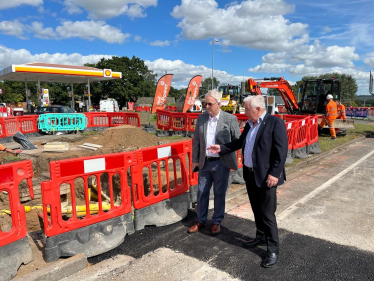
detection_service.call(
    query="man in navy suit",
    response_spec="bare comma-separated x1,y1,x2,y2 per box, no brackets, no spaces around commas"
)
208,95,288,268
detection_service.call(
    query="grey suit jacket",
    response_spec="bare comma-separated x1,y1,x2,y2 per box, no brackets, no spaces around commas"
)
192,110,241,170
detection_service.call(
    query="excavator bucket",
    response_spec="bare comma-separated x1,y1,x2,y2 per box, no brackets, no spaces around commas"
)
334,119,355,129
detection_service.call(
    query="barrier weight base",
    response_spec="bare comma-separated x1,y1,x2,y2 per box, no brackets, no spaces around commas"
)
189,184,214,206
44,213,134,263
292,146,308,159
286,150,294,165
134,192,190,231
0,236,33,281
307,141,322,154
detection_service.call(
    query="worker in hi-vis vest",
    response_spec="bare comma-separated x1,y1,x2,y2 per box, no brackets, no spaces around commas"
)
319,94,338,140
336,100,347,121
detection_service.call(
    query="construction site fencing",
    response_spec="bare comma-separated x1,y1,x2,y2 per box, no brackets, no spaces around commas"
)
165,105,178,112
367,109,374,121
0,160,34,247
135,106,151,112
84,112,109,127
0,160,34,280
171,113,188,131
233,114,248,132
84,112,140,128
38,113,87,132
156,110,172,131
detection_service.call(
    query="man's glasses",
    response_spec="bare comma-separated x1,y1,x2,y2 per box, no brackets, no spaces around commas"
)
206,102,217,107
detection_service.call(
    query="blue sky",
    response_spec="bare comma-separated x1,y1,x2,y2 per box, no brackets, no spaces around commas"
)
0,0,373,95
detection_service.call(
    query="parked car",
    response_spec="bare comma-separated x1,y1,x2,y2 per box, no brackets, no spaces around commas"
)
36,105,75,114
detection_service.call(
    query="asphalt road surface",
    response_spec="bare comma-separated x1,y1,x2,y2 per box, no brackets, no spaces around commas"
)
77,137,374,281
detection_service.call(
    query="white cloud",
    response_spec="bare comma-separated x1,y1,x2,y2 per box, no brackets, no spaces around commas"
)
29,21,56,39
171,0,309,52
0,20,26,39
364,57,374,67
150,40,170,47
0,0,42,10
63,0,157,20
56,21,130,43
249,41,360,74
323,26,331,33
134,35,142,42
0,45,113,68
144,58,247,85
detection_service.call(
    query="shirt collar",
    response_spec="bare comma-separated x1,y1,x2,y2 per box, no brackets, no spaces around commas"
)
249,111,266,126
209,110,221,121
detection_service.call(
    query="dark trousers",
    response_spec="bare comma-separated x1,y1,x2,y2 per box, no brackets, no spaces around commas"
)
243,166,279,254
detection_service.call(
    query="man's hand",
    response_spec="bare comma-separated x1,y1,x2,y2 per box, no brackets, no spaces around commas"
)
207,144,221,154
266,174,279,188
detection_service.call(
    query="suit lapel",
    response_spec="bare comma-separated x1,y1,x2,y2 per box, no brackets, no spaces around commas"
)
254,113,268,147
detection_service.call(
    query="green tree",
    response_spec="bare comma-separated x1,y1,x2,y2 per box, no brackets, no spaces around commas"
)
201,77,220,93
88,56,157,107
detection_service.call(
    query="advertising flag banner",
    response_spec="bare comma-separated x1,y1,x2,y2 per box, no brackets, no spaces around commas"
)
182,75,202,113
151,74,173,114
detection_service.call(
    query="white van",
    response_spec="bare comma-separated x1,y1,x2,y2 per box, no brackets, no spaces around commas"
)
100,98,119,112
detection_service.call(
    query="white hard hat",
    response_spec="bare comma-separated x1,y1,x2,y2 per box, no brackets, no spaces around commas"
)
326,94,333,100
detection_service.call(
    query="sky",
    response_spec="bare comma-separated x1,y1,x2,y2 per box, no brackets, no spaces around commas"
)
0,0,373,95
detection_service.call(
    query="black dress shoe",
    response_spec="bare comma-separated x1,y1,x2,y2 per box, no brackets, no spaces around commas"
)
243,238,266,247
261,252,278,268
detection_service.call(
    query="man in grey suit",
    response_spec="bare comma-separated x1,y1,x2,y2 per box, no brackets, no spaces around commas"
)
188,89,241,235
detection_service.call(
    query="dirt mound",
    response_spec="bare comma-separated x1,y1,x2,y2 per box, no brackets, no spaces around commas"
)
82,125,162,150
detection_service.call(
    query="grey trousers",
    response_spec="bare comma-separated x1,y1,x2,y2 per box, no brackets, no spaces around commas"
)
196,159,230,225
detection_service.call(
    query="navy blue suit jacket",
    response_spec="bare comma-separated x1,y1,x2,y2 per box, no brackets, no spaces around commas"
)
220,113,288,188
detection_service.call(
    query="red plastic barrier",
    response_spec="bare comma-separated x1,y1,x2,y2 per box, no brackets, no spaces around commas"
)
18,115,38,134
0,118,5,138
40,152,136,237
284,121,296,151
84,112,109,127
292,118,309,150
135,106,151,112
0,160,34,247
186,113,200,132
307,116,319,146
165,106,178,112
130,141,190,209
3,117,18,137
233,114,248,132
171,113,188,131
156,110,172,131
108,112,126,127
124,112,140,127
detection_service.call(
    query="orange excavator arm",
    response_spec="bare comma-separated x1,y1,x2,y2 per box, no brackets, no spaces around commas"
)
247,77,299,113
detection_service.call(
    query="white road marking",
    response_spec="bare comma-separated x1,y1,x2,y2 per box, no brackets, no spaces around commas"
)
277,149,374,221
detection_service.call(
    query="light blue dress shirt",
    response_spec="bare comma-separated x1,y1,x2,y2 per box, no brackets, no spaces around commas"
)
244,111,267,168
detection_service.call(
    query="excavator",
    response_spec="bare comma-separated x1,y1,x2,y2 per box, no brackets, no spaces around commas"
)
218,83,241,113
246,77,354,134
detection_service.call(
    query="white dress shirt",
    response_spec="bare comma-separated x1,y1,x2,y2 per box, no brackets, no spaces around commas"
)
206,110,221,157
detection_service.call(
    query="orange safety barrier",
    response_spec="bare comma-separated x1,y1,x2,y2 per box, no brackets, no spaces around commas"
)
186,113,200,132
84,112,109,127
171,113,188,131
156,110,172,131
39,152,136,238
108,112,126,127
0,118,5,138
233,114,248,132
165,105,178,112
307,116,319,146
135,106,151,112
0,160,34,247
17,115,39,134
292,118,308,151
130,141,190,209
3,117,18,137
284,120,296,151
124,112,141,127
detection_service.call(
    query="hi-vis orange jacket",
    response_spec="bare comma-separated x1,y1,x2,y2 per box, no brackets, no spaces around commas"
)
337,104,346,119
326,100,338,120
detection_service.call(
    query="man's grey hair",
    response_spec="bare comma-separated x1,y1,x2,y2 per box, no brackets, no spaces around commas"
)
206,89,222,103
243,95,266,110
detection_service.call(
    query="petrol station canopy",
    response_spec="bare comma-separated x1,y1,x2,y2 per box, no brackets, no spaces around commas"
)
0,62,122,108
0,62,122,83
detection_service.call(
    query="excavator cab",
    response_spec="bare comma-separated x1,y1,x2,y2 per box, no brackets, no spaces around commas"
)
299,78,341,115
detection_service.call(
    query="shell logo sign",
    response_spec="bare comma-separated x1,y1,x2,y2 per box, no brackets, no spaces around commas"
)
103,69,112,78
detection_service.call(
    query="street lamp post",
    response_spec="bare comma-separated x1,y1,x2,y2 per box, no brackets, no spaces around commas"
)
212,39,218,90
